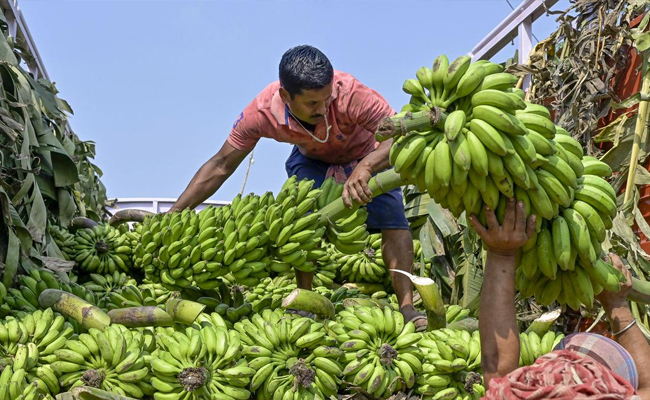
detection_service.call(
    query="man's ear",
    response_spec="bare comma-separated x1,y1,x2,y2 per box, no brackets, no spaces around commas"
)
279,87,291,104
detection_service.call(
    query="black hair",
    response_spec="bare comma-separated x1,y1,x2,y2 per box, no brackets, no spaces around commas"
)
279,45,333,98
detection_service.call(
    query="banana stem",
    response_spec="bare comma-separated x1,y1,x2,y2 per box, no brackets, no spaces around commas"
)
623,68,650,204
70,217,98,231
316,169,407,224
69,386,138,400
390,269,446,331
38,289,110,331
165,298,206,325
281,288,335,319
628,278,650,304
375,109,446,141
107,306,174,327
524,309,561,336
108,209,153,226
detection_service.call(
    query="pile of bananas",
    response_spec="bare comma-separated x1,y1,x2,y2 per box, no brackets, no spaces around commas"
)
72,224,134,274
245,277,297,313
0,309,75,398
53,325,154,398
519,331,565,366
82,272,136,300
236,309,341,400
102,283,177,311
151,323,253,400
391,55,620,309
6,269,97,315
445,305,471,324
329,306,423,398
417,329,484,400
50,225,77,261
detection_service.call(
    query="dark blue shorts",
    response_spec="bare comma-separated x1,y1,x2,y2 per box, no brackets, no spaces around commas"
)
285,146,410,231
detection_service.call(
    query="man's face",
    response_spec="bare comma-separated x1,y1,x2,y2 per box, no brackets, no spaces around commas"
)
281,83,333,125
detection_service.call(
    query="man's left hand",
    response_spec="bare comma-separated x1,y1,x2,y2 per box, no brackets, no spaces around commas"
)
343,163,373,208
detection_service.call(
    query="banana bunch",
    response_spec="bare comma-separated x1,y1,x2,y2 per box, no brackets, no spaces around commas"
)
417,329,484,400
266,177,327,274
73,224,134,274
245,277,297,313
445,305,471,324
311,244,339,287
330,306,423,398
122,224,143,270
326,208,370,255
50,225,77,261
195,284,253,326
315,177,344,211
82,272,137,300
335,234,386,283
0,282,9,317
103,284,177,311
0,364,50,400
53,324,154,398
5,268,97,315
0,309,75,398
151,323,253,400
236,309,341,400
519,331,565,366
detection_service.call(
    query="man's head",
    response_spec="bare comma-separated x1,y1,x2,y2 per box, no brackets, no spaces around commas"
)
279,45,334,125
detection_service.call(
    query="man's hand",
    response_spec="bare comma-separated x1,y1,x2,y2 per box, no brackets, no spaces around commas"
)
469,198,536,257
343,163,373,208
596,253,633,311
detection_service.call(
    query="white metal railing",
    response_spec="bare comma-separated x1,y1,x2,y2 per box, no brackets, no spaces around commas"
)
107,198,230,215
469,0,560,89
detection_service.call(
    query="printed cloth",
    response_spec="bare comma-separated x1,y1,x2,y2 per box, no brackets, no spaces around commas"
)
554,333,638,390
482,350,638,400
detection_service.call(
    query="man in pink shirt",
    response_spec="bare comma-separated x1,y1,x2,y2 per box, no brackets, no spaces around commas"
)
171,45,426,330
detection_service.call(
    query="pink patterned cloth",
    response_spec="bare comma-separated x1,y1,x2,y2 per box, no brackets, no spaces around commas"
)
482,350,639,400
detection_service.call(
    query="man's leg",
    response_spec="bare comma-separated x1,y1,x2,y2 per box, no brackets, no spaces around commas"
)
381,229,420,321
285,146,328,290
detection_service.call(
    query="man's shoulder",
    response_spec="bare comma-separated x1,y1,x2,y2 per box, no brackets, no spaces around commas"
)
251,80,281,111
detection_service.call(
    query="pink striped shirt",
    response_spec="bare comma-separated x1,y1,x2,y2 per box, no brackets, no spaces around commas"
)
227,71,394,165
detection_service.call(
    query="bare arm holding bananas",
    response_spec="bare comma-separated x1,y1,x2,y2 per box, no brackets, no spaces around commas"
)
171,141,251,212
470,199,536,388
342,139,392,208
597,255,650,399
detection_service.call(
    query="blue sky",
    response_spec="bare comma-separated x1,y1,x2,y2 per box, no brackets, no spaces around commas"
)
21,0,570,203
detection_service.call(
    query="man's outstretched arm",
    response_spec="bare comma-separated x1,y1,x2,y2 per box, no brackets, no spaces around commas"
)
170,141,250,212
470,199,536,388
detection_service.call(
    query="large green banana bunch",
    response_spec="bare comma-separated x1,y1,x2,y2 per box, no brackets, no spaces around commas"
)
519,331,565,366
444,305,471,324
103,283,177,311
335,233,386,283
82,271,137,300
194,283,253,326
311,243,339,287
236,309,341,400
151,322,253,400
0,309,75,398
73,224,134,274
50,225,76,261
245,276,297,313
331,306,423,398
393,56,622,310
417,329,484,400
267,177,327,274
53,324,154,398
5,268,97,315
123,224,143,269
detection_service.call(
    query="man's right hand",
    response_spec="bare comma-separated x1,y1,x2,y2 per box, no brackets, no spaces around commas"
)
596,254,633,311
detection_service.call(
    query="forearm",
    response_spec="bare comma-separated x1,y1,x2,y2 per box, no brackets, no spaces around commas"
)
480,252,520,387
359,139,392,174
171,161,230,211
607,305,650,394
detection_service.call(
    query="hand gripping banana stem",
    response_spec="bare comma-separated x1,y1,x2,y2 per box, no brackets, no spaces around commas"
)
375,108,447,141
